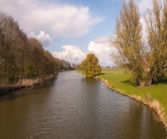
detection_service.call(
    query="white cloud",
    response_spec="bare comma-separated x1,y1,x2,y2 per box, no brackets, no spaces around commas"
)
137,0,162,44
53,45,86,64
88,37,117,66
0,0,102,38
53,36,117,66
33,31,52,47
138,0,153,16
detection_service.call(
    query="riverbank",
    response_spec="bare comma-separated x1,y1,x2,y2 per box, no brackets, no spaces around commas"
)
0,74,56,96
95,69,167,131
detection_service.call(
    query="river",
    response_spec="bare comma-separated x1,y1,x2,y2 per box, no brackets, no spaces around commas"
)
0,71,166,139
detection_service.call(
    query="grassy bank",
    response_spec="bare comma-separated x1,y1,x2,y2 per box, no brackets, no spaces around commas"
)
96,69,167,130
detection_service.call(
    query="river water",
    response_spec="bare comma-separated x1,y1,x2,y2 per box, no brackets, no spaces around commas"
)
0,71,166,139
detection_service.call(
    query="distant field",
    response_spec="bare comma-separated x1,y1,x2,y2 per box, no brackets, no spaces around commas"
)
97,69,167,123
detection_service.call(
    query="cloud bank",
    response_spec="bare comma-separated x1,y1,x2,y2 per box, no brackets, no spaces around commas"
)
53,37,117,66
53,45,86,64
88,37,117,66
0,0,102,41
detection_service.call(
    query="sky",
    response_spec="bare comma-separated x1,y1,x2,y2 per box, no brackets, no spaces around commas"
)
0,0,153,66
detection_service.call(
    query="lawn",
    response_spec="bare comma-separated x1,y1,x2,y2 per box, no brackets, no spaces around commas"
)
97,69,167,126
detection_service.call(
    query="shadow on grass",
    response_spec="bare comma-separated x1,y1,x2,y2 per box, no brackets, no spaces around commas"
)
95,73,105,76
152,80,167,85
121,80,138,87
159,79,167,83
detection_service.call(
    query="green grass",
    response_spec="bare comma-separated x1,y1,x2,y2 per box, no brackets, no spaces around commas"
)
97,69,167,123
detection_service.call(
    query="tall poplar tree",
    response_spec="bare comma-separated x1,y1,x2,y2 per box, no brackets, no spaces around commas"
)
114,0,145,85
146,0,167,83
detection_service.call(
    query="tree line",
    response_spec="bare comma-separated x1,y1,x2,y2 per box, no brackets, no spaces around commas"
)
0,13,72,87
113,0,167,87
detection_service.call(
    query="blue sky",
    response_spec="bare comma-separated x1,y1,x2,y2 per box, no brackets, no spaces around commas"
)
0,0,150,66
48,0,122,52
